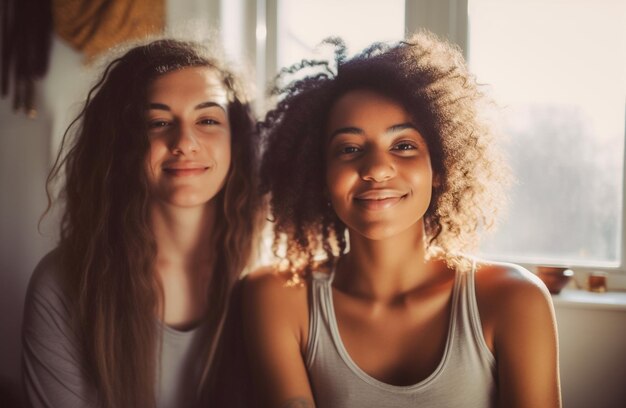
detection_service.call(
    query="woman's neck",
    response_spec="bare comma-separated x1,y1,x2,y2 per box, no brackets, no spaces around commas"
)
150,199,217,273
334,222,444,302
150,200,219,328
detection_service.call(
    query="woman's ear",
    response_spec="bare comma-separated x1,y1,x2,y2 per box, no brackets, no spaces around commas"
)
432,173,442,189
323,188,333,209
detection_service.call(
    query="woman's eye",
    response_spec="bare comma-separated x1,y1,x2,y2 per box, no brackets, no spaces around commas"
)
148,120,170,129
198,118,220,126
392,142,417,151
339,145,361,155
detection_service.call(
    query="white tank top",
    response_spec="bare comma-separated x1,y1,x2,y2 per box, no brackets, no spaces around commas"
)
305,264,497,407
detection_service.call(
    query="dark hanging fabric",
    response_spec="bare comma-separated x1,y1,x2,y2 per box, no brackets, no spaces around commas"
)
1,0,12,97
0,0,53,116
0,0,164,117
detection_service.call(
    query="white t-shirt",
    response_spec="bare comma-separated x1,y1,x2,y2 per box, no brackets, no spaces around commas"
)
22,250,209,408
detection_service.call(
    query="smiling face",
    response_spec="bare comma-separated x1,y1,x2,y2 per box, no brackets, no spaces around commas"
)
145,66,231,208
325,89,433,241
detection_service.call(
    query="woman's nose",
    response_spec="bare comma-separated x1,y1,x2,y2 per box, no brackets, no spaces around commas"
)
360,150,396,182
170,123,199,155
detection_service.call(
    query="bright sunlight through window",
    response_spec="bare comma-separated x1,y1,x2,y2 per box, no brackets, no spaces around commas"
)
277,0,405,70
469,0,626,267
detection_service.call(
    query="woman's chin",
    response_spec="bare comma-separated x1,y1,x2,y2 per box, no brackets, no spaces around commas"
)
154,191,219,209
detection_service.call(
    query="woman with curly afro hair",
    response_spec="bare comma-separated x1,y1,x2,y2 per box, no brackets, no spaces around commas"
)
243,31,561,408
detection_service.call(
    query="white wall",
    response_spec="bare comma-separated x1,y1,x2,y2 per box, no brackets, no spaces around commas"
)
0,36,87,394
0,97,56,383
555,302,626,408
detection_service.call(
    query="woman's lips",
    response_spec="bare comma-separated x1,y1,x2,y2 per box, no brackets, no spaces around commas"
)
353,191,407,210
162,166,209,177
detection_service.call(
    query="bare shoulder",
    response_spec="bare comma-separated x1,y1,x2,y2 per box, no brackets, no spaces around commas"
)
243,265,309,310
474,260,552,310
242,265,310,350
241,266,317,405
473,260,556,345
473,263,561,406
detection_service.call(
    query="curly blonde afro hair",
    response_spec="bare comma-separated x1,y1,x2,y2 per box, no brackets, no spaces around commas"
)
260,30,509,273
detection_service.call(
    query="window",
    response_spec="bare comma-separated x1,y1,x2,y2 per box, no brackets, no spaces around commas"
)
276,0,405,71
468,0,626,267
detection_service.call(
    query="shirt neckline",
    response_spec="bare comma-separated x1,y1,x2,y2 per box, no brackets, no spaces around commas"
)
324,266,462,393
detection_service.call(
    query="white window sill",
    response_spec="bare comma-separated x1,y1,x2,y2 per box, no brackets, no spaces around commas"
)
551,289,626,311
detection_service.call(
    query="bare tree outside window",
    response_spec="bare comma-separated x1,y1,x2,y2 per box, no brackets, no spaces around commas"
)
469,0,625,266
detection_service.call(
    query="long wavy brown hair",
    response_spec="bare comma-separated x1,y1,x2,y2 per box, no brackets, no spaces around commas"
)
46,38,262,408
260,30,509,275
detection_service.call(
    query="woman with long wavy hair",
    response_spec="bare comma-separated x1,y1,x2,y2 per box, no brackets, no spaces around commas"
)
22,38,262,408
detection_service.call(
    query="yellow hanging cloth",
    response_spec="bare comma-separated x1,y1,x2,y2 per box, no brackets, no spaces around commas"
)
52,0,165,62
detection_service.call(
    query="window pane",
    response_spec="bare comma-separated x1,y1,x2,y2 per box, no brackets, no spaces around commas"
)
277,0,405,69
469,0,625,266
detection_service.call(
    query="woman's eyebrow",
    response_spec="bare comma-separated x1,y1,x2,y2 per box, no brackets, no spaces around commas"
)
329,123,418,140
387,123,418,133
194,101,227,112
328,126,363,140
147,101,227,112
148,102,170,111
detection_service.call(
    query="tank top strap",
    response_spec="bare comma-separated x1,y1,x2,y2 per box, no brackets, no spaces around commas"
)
457,259,495,364
305,271,333,367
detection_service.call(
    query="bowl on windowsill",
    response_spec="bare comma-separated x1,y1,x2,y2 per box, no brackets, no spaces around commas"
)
536,266,574,294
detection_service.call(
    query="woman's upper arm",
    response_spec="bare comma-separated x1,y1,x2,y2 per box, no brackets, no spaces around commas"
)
242,270,315,408
22,252,97,408
492,267,561,408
